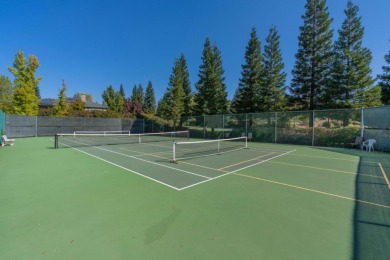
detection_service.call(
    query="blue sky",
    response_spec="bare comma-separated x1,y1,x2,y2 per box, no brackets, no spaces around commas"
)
0,0,389,103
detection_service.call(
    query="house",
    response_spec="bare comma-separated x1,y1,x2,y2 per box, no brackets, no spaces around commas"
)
39,95,108,111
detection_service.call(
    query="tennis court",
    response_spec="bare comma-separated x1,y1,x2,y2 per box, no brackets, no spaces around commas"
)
1,135,389,259
54,131,295,190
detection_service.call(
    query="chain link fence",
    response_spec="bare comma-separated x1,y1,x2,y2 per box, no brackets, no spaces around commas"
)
3,106,390,151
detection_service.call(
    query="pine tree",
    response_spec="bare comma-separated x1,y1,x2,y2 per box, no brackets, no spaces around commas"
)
131,84,138,101
179,54,193,116
378,48,390,105
144,81,156,114
156,92,171,118
290,0,334,111
195,38,228,115
261,25,287,112
130,84,143,114
231,28,263,113
137,84,144,108
119,84,125,100
0,75,14,113
131,84,144,107
168,57,185,119
8,50,42,115
53,79,68,116
326,0,378,108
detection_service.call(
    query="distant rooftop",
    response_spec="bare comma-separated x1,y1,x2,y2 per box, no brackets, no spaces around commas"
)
39,98,108,110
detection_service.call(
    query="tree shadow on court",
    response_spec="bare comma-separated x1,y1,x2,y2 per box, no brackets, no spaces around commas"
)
144,207,182,245
314,147,390,260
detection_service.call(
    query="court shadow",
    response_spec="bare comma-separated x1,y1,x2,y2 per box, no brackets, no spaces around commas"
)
144,207,182,245
313,147,390,260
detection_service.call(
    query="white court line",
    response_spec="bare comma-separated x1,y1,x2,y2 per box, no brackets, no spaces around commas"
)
58,138,209,180
234,173,390,209
58,138,296,191
94,146,211,180
58,143,181,190
219,152,275,170
178,149,296,191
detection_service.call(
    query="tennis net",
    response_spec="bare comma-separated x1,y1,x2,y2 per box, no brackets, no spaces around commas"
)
55,131,189,149
172,136,247,162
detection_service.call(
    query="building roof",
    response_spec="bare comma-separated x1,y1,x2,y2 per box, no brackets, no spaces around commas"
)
39,98,108,109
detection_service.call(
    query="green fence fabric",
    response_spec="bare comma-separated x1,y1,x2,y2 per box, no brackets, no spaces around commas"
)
4,106,390,151
0,109,4,136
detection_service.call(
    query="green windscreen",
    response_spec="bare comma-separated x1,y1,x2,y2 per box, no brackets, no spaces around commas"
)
0,109,4,135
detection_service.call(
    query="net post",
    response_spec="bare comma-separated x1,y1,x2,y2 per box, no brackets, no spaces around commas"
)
172,141,176,163
138,134,141,144
217,140,220,153
245,136,248,148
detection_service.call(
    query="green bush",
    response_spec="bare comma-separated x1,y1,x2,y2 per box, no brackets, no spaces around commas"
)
314,126,360,147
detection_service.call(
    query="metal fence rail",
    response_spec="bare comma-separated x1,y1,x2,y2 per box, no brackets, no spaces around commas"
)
4,106,390,151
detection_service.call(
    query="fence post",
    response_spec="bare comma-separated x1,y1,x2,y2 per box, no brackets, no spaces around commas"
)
203,115,206,139
245,113,248,136
360,108,364,138
275,112,277,143
222,114,225,138
312,110,315,146
35,116,38,137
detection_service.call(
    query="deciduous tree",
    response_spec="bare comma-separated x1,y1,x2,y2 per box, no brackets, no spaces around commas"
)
8,50,42,115
0,75,14,113
53,79,68,116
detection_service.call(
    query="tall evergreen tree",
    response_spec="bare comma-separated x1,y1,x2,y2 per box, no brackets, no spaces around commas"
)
8,50,42,115
131,84,138,101
179,54,193,116
326,0,378,108
119,84,125,100
261,26,287,112
195,38,228,115
168,57,185,119
53,79,68,116
290,0,334,111
156,92,171,118
231,28,263,113
144,81,156,114
379,48,390,105
0,75,14,113
131,84,144,107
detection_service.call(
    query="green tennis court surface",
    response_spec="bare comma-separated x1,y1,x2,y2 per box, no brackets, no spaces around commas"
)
1,137,389,259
